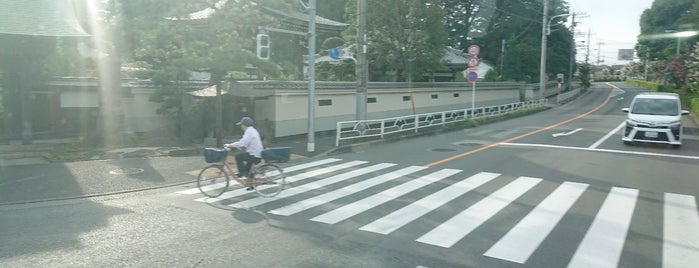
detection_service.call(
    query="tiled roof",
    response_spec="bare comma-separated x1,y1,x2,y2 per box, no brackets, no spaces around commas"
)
170,0,348,32
0,0,89,36
261,6,348,28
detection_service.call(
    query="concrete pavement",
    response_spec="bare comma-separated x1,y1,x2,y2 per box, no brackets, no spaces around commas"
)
0,133,341,205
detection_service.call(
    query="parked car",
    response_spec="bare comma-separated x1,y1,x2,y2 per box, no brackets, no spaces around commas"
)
622,92,689,147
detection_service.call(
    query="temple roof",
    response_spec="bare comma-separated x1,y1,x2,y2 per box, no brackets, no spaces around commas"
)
173,0,348,34
0,0,89,36
261,6,348,33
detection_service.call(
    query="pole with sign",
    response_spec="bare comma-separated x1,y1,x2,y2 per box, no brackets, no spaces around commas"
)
466,45,480,118
556,73,564,104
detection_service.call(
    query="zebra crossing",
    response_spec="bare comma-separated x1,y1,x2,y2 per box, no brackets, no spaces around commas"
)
175,158,699,266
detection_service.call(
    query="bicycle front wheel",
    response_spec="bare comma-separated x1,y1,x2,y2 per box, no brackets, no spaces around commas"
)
197,165,229,197
251,164,285,197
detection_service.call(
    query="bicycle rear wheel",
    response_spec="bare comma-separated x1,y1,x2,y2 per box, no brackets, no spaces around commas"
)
197,165,229,197
251,164,285,197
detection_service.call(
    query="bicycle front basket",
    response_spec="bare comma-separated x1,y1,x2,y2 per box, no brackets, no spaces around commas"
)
203,148,227,163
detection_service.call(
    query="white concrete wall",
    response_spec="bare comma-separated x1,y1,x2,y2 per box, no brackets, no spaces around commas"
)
122,88,168,133
269,86,522,137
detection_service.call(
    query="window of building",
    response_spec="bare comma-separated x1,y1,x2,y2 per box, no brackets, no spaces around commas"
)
431,94,439,99
318,99,332,106
403,96,411,101
453,93,460,98
367,97,377,103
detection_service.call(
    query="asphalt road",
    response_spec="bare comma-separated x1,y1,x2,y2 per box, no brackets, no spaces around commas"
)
1,83,697,267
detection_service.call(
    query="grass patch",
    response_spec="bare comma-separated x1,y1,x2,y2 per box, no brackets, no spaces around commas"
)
442,106,551,131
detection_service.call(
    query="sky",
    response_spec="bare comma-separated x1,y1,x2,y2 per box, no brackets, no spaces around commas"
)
568,0,655,66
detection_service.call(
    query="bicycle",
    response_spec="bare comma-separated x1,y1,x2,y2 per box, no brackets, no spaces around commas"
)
197,147,286,198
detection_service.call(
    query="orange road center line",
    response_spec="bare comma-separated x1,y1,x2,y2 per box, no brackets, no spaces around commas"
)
424,85,617,167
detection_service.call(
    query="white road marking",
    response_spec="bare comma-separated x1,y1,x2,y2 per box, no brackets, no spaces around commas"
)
568,187,639,268
415,176,542,248
484,182,589,263
501,142,699,160
194,160,367,203
589,121,626,149
229,163,396,209
268,165,427,216
176,158,343,195
359,172,500,235
552,128,584,137
663,193,699,268
309,169,462,225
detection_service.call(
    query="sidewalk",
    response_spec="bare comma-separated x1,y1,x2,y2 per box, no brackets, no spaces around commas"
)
0,133,340,167
0,133,344,205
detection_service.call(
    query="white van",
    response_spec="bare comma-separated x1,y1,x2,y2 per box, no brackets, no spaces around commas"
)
622,92,689,146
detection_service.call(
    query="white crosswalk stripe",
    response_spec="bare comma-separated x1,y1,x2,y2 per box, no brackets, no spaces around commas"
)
309,168,462,225
662,193,699,268
415,176,542,248
484,182,589,263
359,172,499,235
194,160,366,203
229,163,396,209
568,187,639,268
175,158,699,267
176,158,342,195
268,165,427,216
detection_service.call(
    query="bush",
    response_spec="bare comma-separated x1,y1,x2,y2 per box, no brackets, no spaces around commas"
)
691,98,699,116
626,79,660,91
658,84,675,92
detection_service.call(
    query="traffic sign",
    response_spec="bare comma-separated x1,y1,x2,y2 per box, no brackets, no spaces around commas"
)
467,45,480,56
329,48,340,59
466,71,478,82
467,57,480,68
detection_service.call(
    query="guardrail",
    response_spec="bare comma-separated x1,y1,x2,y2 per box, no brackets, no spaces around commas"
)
335,99,548,146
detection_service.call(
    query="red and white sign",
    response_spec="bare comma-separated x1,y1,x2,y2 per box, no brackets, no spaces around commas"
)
467,57,480,68
467,45,480,56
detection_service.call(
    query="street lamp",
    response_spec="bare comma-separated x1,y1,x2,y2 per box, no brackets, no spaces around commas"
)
547,14,569,35
664,30,699,55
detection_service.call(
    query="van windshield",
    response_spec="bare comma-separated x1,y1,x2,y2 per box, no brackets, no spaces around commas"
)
631,98,679,116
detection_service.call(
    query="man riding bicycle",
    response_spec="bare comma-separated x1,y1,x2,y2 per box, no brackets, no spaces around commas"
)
224,117,263,178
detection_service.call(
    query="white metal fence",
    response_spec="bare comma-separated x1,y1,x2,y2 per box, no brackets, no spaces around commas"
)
335,99,548,146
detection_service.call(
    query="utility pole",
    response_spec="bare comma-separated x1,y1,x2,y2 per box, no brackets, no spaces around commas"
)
356,0,368,121
539,0,548,100
567,12,587,91
645,47,650,81
596,41,604,65
567,13,575,92
500,39,506,78
307,0,316,152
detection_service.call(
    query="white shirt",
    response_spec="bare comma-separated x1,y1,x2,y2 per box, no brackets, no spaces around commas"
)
228,126,263,158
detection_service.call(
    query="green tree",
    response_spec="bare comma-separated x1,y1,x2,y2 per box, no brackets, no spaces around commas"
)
579,62,591,89
441,0,483,48
317,0,350,22
115,0,299,141
638,0,696,60
474,0,573,83
345,0,448,82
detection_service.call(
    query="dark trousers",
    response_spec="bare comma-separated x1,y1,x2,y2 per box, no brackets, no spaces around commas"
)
235,152,261,177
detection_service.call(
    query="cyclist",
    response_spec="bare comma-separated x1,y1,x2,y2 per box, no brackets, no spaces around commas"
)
224,117,263,178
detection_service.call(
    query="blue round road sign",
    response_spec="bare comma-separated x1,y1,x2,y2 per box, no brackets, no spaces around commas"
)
467,45,480,56
329,48,340,59
466,71,478,82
